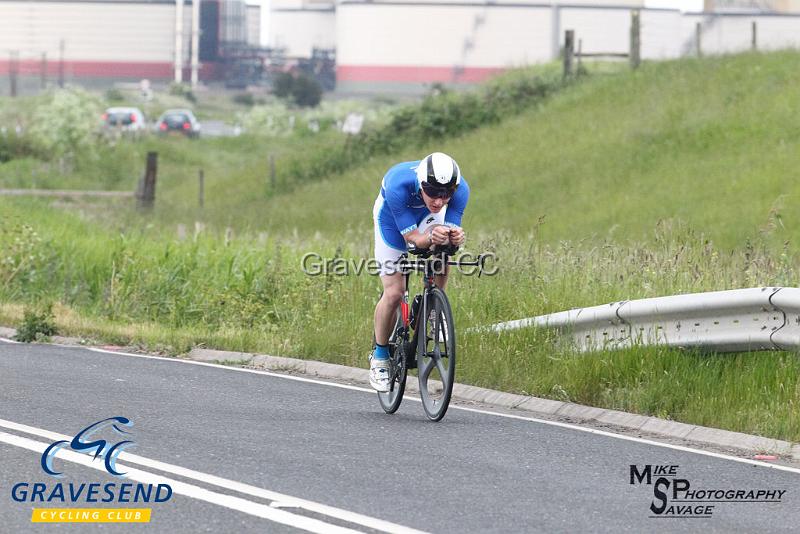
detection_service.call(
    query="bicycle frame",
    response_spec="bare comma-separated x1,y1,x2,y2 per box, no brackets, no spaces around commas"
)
378,245,488,418
396,246,487,350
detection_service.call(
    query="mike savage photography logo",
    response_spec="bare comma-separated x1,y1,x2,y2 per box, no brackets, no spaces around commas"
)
629,464,786,519
11,417,172,524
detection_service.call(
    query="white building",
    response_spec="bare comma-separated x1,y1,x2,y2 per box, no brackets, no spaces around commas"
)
269,0,336,57
0,0,261,94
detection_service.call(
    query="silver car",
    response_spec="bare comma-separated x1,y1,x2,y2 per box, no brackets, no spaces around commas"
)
103,107,147,136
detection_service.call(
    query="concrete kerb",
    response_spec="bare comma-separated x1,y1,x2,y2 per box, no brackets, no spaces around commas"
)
0,327,17,338
2,328,798,460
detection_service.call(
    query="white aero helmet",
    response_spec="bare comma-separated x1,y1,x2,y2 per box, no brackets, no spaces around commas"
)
415,152,461,195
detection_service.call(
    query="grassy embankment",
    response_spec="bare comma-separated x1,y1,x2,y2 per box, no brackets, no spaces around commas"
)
3,53,800,441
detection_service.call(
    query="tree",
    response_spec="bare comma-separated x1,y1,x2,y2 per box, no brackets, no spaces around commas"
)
271,72,322,108
272,72,294,99
291,74,322,108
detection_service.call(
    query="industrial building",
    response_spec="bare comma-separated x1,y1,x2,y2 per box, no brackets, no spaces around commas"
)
0,0,261,95
5,0,800,95
705,0,800,11
303,0,800,93
269,0,336,58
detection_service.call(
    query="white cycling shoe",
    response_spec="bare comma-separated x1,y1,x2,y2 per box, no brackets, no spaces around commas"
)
369,355,392,392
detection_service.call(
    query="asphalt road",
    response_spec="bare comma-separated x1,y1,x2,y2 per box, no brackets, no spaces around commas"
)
1,341,799,533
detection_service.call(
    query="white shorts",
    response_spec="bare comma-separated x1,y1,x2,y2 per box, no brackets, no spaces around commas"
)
372,194,446,276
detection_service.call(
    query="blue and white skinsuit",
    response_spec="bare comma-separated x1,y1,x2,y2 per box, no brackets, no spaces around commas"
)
372,160,470,275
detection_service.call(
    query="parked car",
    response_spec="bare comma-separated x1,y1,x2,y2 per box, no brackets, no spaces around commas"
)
102,107,147,137
155,109,201,138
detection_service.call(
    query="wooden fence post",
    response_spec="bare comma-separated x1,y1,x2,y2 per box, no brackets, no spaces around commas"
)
198,169,204,208
563,30,575,78
752,21,757,51
630,10,641,70
137,151,158,209
696,22,702,57
577,39,583,72
269,153,276,189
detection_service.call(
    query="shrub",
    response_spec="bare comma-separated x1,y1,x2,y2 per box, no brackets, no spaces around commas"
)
15,303,57,342
168,82,197,103
283,70,568,185
271,72,322,108
27,86,103,161
272,72,294,99
105,88,124,102
233,93,256,107
240,103,295,137
291,74,322,108
0,132,37,162
240,99,397,138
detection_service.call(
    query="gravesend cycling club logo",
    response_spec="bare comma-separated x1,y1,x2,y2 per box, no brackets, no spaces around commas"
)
42,416,135,477
630,464,786,518
11,417,173,524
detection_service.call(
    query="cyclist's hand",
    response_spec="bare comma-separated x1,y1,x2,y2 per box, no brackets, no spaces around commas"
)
429,225,451,246
448,227,465,246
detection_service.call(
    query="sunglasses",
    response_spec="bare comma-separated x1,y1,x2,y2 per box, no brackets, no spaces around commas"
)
421,183,456,199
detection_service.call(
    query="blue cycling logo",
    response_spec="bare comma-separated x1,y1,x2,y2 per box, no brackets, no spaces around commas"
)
12,416,172,522
41,417,135,478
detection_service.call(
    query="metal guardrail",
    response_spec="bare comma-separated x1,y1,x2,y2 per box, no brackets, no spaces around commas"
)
485,287,800,353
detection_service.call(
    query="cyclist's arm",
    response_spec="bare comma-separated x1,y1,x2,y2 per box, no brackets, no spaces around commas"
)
404,228,434,249
448,226,465,246
443,178,469,228
384,180,441,249
443,178,469,246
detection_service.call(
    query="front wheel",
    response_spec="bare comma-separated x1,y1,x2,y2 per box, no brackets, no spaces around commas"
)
377,306,408,414
417,288,456,421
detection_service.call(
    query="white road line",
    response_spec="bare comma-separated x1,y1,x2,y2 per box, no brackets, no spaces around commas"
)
83,346,371,394
0,419,428,534
450,406,800,475
0,431,361,534
5,340,800,475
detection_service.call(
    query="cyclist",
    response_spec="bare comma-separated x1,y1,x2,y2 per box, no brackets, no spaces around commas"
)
370,152,470,392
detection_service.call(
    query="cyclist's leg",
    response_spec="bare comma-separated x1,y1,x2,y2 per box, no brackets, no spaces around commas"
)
372,196,408,347
434,262,449,291
371,200,408,392
375,273,405,345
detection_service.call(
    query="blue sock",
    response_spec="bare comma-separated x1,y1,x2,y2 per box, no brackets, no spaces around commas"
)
374,343,390,360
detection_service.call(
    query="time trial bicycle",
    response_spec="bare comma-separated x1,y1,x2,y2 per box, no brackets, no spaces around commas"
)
377,245,487,421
